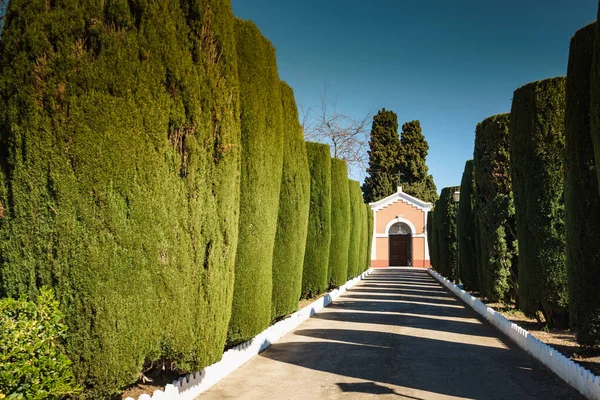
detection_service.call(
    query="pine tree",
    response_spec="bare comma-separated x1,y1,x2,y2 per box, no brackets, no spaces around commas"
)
398,120,438,203
362,109,401,203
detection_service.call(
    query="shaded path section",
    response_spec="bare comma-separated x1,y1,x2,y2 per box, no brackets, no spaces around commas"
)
197,268,583,399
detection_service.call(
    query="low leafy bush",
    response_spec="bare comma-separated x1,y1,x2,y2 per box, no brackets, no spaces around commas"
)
0,289,80,399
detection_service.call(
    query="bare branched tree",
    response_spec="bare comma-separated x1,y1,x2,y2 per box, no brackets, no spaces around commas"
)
301,86,372,176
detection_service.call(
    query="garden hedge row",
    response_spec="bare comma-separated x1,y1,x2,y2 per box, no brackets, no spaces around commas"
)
302,142,332,298
509,77,568,327
228,18,284,345
0,0,242,395
457,160,478,291
271,82,310,321
365,204,374,271
474,114,517,303
347,180,364,279
432,186,460,279
565,23,600,346
358,201,369,273
328,158,351,287
427,209,439,270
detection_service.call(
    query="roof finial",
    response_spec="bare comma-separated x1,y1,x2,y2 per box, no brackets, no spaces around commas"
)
397,186,403,193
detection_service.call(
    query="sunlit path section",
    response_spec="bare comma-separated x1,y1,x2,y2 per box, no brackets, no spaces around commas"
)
197,268,583,400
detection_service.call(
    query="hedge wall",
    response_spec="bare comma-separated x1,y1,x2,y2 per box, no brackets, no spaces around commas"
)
433,187,459,279
347,180,363,279
271,82,310,321
565,23,600,346
358,201,369,274
0,0,241,395
509,77,568,327
591,9,600,193
427,209,440,270
474,114,517,303
228,19,284,345
457,160,478,291
302,142,332,298
365,204,374,271
327,158,351,287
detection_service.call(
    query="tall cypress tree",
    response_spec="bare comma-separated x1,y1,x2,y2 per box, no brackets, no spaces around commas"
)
362,109,400,203
398,120,438,203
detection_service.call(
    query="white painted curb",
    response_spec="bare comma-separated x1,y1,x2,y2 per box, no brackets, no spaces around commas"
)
125,268,374,400
428,268,600,400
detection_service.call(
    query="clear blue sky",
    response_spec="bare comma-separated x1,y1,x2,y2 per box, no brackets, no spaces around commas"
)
231,0,597,192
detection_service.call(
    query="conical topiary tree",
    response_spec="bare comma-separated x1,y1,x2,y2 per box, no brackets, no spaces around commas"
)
347,180,364,279
433,187,460,279
362,108,400,203
0,0,241,395
271,82,310,321
474,114,517,303
302,142,332,298
457,160,478,291
509,77,568,327
228,19,284,345
398,120,438,203
565,23,600,346
328,158,351,287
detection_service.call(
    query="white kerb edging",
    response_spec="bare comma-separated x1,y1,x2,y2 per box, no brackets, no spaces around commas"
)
428,268,600,400
125,268,374,400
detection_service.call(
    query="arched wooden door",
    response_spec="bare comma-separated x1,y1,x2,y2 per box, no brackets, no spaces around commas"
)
388,222,412,266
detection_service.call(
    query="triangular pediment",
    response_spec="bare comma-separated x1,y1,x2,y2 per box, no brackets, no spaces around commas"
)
369,187,433,212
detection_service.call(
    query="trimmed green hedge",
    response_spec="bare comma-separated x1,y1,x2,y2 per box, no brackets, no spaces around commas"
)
365,204,374,271
474,114,517,302
565,23,600,346
302,142,332,298
0,0,241,395
457,160,478,291
591,10,600,193
358,201,369,274
328,158,351,287
509,77,568,327
433,187,459,279
271,82,310,321
347,180,363,279
228,19,284,345
427,209,440,270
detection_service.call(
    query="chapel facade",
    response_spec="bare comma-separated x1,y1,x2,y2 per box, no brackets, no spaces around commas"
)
369,187,433,268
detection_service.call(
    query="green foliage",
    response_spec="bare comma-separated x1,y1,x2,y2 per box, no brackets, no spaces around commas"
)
474,114,517,302
427,209,440,270
365,204,374,271
509,77,568,327
327,158,351,287
228,19,284,345
565,23,600,346
362,108,400,203
347,180,364,279
0,288,80,399
302,142,332,298
0,0,241,395
358,200,369,275
271,82,310,321
433,187,459,279
398,120,438,203
591,10,600,193
457,160,478,290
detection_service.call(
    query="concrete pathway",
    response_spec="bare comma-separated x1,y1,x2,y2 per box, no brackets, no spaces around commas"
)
197,268,584,400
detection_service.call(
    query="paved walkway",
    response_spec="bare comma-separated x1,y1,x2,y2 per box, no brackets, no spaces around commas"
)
197,268,583,399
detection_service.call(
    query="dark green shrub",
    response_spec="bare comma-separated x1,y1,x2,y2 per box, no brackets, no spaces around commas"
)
302,142,332,298
0,288,80,399
565,23,600,346
0,0,241,394
590,9,600,193
347,180,363,278
509,77,568,327
271,82,310,321
328,158,351,287
457,160,478,290
358,200,369,274
474,114,517,302
365,204,374,271
427,209,439,269
228,19,284,344
433,187,460,279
